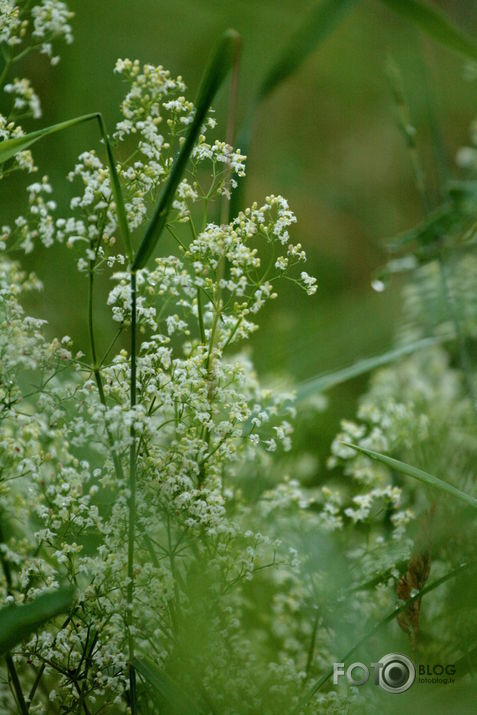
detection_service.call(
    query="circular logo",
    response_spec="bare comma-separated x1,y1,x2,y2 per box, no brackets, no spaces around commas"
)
377,653,415,693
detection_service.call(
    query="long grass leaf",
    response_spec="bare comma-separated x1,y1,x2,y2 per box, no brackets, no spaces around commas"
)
343,442,477,508
296,336,445,401
380,0,477,61
0,587,75,657
134,657,203,714
258,0,360,102
0,113,133,259
0,113,97,163
132,29,241,271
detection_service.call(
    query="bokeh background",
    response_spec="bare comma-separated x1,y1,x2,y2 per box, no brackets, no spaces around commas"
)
3,0,477,464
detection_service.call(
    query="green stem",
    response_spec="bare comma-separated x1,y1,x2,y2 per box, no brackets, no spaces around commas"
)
0,526,28,714
201,43,242,473
303,606,319,684
0,59,11,88
127,270,138,713
88,261,125,481
197,287,206,344
6,654,28,714
26,613,73,711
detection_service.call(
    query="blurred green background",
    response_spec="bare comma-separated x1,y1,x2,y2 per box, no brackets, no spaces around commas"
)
3,0,477,459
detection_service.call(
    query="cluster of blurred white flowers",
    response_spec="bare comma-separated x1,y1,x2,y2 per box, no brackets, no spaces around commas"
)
0,7,346,710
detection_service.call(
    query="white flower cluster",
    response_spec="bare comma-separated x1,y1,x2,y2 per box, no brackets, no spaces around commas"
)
0,0,23,46
0,250,329,712
0,1,73,182
0,113,35,175
31,0,73,63
4,76,41,117
0,17,330,709
0,0,73,62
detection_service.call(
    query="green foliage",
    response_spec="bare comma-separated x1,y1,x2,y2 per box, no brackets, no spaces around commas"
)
1,1,477,714
0,588,75,657
134,657,202,715
295,336,445,400
380,0,477,61
343,442,477,508
0,112,133,258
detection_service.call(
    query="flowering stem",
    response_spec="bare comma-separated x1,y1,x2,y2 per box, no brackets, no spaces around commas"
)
0,529,28,714
304,606,319,683
127,269,138,712
88,259,137,708
197,287,206,343
6,654,28,714
0,59,11,88
88,260,125,481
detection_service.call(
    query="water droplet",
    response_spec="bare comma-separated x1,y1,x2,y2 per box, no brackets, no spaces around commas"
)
371,279,386,293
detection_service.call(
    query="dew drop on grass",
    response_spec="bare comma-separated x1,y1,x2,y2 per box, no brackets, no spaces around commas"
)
371,278,386,293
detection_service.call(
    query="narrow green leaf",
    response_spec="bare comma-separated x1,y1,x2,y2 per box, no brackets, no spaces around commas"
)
0,587,75,657
258,0,360,102
132,29,241,271
241,337,447,437
134,657,203,714
296,336,446,401
348,559,408,592
380,0,477,61
0,113,98,164
0,113,133,260
343,442,477,509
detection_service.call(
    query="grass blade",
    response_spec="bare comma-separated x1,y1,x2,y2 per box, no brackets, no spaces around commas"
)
0,113,98,164
132,29,241,271
296,336,446,401
258,0,360,102
343,442,477,508
0,113,133,260
0,587,75,657
380,0,477,61
134,657,203,714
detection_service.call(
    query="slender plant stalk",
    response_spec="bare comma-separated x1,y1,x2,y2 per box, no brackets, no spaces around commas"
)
6,654,28,714
304,606,319,684
207,38,242,362
199,41,242,488
127,270,138,712
0,58,11,87
88,259,126,482
0,525,28,714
